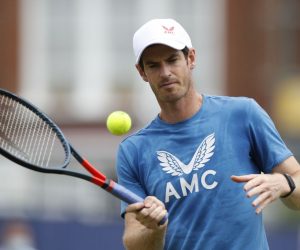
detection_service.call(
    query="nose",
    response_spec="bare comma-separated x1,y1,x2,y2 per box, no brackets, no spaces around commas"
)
159,63,171,78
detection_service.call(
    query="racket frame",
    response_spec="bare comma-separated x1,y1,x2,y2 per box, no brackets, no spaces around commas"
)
0,88,167,224
0,89,71,171
0,88,143,201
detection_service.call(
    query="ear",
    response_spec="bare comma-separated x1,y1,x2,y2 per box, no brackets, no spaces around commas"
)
135,64,149,82
187,48,196,70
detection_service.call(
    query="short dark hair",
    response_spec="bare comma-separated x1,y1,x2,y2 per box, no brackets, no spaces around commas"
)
138,46,190,71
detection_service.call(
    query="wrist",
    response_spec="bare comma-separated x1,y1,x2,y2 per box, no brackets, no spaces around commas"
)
280,173,296,198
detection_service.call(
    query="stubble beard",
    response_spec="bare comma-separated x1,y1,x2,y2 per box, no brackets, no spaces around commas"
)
154,78,193,105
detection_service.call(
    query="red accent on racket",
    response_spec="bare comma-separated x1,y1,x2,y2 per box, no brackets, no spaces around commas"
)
0,88,168,225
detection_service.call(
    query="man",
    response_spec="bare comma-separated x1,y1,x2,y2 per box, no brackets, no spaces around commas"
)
116,18,300,250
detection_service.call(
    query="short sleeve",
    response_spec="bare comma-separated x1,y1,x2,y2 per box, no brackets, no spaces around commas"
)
115,142,147,218
247,99,293,173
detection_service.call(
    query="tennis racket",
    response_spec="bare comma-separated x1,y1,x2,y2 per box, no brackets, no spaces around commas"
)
0,88,168,225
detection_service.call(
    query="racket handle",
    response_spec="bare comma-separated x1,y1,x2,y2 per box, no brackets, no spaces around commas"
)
110,181,168,225
158,214,168,226
110,181,143,204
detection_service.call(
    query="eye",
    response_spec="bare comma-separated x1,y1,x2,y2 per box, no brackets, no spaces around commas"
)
146,63,158,69
167,57,178,63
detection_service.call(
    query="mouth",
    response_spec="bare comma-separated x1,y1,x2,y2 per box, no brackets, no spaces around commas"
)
160,81,177,88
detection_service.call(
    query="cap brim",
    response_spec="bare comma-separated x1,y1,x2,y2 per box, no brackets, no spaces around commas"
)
135,39,186,64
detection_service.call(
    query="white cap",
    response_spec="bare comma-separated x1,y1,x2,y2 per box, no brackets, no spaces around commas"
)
133,19,192,63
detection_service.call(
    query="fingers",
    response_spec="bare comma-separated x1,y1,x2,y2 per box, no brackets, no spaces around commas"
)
126,202,145,213
126,196,168,229
243,176,265,193
246,181,275,214
251,191,274,214
231,174,258,183
232,174,285,214
138,203,166,226
138,197,168,228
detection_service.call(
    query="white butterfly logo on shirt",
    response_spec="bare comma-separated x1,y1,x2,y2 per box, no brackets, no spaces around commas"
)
157,133,215,176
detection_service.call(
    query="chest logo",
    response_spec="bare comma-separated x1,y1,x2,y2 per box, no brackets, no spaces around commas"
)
157,133,215,176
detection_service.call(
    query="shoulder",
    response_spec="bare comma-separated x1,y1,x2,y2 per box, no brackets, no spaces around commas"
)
205,95,257,107
204,95,260,116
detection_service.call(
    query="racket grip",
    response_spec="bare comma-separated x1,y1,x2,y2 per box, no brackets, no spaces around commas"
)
110,181,143,204
111,181,168,225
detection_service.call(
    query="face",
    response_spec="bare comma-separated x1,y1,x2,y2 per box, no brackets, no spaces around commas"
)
136,44,196,104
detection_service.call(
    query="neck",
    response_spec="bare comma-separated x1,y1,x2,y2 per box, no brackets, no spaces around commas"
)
159,92,203,124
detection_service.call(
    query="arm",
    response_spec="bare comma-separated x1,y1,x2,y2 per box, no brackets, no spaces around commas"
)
123,196,168,250
272,156,300,210
231,156,300,213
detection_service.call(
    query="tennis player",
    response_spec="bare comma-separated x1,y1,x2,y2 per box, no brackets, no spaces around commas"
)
116,18,300,250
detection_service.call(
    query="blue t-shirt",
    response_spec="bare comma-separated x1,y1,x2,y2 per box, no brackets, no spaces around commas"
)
116,95,292,250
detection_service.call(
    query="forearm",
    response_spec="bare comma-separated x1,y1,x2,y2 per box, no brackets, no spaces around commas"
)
123,196,168,250
281,170,300,210
123,223,166,250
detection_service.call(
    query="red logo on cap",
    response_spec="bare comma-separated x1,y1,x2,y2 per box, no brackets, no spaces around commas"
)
162,25,174,34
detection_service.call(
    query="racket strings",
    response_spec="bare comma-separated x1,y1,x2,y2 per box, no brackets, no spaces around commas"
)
0,95,66,168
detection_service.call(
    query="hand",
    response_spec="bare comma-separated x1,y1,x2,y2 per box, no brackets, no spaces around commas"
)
231,174,290,214
126,196,168,229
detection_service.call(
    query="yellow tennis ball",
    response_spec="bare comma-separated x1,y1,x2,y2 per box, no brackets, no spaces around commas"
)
106,111,132,136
